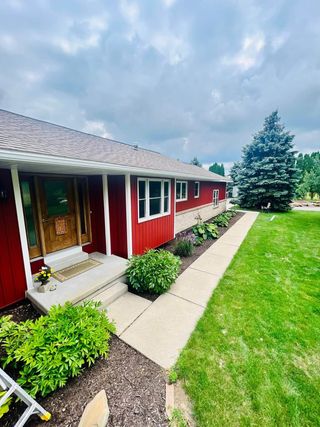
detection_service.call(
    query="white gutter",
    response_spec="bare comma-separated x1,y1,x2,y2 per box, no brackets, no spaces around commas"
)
0,149,229,183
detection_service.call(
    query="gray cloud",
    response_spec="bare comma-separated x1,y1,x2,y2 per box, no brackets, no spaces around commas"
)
0,0,319,166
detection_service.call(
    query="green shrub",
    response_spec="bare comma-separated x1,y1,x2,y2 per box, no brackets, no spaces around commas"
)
174,239,194,257
213,213,229,227
192,222,219,244
127,249,181,294
0,302,115,397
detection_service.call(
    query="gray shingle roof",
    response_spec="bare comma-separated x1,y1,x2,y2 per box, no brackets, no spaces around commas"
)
0,109,227,181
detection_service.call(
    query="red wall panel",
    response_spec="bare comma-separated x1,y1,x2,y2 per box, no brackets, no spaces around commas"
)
176,181,226,213
0,169,27,309
83,175,106,254
30,258,44,275
131,177,175,255
108,176,128,258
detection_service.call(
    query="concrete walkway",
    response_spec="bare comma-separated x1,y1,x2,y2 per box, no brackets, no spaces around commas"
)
107,211,259,369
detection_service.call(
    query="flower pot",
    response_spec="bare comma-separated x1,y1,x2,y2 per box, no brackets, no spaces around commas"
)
38,283,50,293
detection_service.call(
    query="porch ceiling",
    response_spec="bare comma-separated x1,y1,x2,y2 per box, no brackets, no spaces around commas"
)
0,157,121,176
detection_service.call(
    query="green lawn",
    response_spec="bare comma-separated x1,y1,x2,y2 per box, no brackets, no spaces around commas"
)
177,211,320,426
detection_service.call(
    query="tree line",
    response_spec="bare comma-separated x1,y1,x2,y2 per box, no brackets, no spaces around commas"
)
295,152,320,199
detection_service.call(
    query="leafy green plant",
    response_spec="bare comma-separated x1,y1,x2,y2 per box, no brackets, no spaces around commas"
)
192,222,219,244
0,391,12,419
127,249,181,294
0,302,115,397
213,213,230,227
174,239,194,257
227,208,238,217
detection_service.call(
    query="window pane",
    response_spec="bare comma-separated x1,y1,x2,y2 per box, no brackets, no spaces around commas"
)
194,183,199,197
164,196,169,213
21,180,38,247
149,181,161,198
78,181,87,235
150,197,161,215
44,180,69,216
138,180,146,199
164,181,169,197
176,182,181,199
181,183,187,199
139,199,146,218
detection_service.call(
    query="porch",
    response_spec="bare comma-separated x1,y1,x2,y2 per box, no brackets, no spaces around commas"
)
27,252,128,313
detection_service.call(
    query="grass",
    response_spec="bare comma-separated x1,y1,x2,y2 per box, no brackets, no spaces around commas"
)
176,211,320,426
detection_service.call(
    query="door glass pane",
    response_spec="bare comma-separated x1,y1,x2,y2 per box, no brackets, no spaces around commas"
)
150,198,161,215
44,180,69,216
77,181,87,234
149,181,161,198
21,180,38,247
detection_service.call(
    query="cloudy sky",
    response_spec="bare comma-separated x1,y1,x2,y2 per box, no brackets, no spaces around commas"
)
0,0,319,170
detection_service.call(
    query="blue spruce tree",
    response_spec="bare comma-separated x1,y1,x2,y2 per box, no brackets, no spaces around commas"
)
238,111,298,211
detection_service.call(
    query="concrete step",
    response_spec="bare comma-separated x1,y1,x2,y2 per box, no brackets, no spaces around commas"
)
91,282,128,309
46,251,89,271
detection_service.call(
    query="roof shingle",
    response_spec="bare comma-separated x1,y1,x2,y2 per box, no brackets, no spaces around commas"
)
0,109,227,181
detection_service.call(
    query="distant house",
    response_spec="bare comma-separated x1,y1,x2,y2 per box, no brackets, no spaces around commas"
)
0,110,228,309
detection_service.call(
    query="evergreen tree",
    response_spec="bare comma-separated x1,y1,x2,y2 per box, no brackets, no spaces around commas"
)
209,162,225,176
230,161,242,185
238,111,298,211
190,157,202,167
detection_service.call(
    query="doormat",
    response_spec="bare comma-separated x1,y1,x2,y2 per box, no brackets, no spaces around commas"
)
53,259,102,282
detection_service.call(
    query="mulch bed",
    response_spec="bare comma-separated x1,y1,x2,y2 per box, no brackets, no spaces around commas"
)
1,211,244,426
162,211,245,274
1,304,167,427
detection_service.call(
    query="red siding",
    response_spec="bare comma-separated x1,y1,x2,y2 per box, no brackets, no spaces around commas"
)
0,169,27,309
31,258,44,275
131,177,175,255
83,176,106,254
176,181,226,213
108,176,128,258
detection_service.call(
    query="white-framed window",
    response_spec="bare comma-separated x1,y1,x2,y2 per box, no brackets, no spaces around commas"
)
194,181,200,198
176,181,188,202
213,189,219,207
138,178,170,221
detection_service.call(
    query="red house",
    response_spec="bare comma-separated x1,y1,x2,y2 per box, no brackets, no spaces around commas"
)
0,110,228,310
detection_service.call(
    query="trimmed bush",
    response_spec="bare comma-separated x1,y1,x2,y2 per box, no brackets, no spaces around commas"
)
192,222,219,244
174,237,194,257
0,301,115,397
127,249,181,294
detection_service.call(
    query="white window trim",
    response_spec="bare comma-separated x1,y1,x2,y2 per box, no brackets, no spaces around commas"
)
194,181,200,198
213,189,219,207
176,180,188,202
138,178,171,223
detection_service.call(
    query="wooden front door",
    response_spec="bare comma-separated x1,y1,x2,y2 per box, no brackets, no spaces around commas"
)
39,177,77,254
